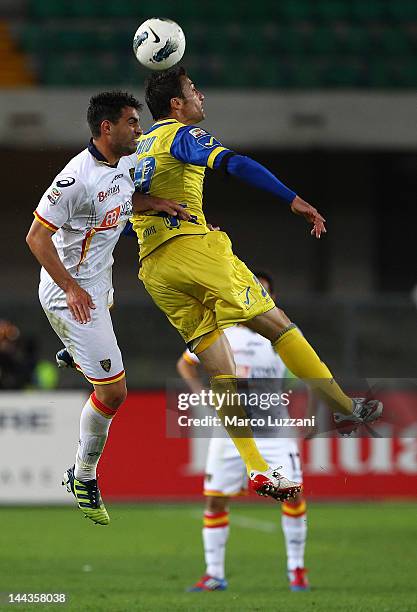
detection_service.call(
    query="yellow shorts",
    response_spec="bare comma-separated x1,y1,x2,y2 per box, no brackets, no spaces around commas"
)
139,231,275,344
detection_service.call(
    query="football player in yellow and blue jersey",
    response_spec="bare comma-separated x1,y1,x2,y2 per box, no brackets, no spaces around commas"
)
131,66,382,501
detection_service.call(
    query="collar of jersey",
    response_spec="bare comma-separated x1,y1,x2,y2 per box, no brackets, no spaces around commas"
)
143,119,180,135
88,138,119,168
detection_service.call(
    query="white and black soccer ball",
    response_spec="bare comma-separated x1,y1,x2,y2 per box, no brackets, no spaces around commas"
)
133,18,186,71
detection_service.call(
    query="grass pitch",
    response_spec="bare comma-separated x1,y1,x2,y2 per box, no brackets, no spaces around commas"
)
0,502,416,611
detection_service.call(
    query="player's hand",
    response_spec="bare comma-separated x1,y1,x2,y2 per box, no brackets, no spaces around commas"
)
133,194,191,220
207,223,220,231
290,196,327,239
65,281,96,324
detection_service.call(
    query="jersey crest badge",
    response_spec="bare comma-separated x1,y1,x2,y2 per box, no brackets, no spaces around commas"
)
196,134,222,149
99,359,111,372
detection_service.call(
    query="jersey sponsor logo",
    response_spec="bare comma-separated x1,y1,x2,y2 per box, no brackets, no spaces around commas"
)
112,173,124,183
143,225,157,238
99,359,111,372
56,177,75,188
120,199,133,217
46,187,62,205
100,206,121,228
189,128,207,139
97,184,120,202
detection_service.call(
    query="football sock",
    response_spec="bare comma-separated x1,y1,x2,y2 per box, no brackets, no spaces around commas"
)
273,326,352,414
75,392,117,481
210,375,269,474
281,500,307,571
203,511,230,580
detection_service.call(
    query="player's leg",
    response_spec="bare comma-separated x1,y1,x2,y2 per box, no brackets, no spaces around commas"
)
262,440,309,591
63,378,126,526
282,492,309,591
42,289,126,524
243,306,353,414
75,378,127,482
244,307,382,429
195,330,270,473
188,437,244,592
188,496,230,591
194,334,277,469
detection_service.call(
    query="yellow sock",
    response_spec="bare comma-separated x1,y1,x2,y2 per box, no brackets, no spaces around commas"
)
211,375,269,474
273,326,352,414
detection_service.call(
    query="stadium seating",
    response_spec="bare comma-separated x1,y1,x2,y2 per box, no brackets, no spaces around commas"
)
9,0,417,88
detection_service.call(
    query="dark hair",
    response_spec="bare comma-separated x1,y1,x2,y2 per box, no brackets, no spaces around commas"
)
253,270,274,295
87,91,142,137
145,65,186,120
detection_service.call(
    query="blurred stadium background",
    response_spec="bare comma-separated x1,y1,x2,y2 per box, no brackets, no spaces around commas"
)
0,1,416,609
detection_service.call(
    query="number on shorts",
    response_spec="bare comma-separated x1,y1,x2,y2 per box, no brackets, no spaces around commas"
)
289,452,301,473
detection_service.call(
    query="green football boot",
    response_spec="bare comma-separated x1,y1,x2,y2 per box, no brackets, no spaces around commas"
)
62,466,110,525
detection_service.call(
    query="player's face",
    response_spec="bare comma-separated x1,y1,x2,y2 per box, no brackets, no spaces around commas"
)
180,76,205,123
110,107,142,155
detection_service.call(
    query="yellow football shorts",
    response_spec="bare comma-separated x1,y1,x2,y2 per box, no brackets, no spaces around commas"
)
139,231,275,344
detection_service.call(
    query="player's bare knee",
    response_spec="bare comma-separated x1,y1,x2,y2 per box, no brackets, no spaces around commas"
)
206,496,228,513
95,382,127,410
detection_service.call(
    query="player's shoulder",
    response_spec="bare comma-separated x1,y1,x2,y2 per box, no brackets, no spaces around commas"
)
43,149,90,206
175,124,213,143
143,119,185,139
58,148,90,185
119,153,136,174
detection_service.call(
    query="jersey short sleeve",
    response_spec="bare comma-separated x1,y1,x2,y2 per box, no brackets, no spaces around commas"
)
34,173,87,232
170,126,231,169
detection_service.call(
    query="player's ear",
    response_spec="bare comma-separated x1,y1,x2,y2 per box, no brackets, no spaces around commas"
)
100,119,112,136
170,96,183,111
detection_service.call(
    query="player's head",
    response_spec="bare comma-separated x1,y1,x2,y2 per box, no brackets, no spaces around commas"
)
253,271,275,300
87,91,143,155
145,65,205,124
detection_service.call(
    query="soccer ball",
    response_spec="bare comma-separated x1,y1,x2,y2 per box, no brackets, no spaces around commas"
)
133,18,186,71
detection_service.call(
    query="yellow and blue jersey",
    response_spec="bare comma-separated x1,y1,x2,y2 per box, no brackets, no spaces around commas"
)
131,119,231,258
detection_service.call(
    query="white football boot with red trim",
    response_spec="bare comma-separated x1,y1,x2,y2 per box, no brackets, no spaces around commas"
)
249,466,302,502
333,397,383,436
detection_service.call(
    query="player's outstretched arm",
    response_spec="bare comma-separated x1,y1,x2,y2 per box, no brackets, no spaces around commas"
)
26,220,95,324
218,154,327,238
132,192,191,220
